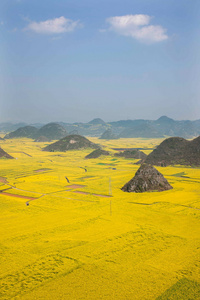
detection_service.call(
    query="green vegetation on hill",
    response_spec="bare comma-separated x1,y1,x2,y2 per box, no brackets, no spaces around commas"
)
4,126,38,139
85,149,110,159
145,136,200,166
43,134,99,152
99,128,118,140
2,116,200,139
88,118,106,125
4,123,68,141
119,123,164,138
36,123,67,140
114,149,147,159
156,278,200,300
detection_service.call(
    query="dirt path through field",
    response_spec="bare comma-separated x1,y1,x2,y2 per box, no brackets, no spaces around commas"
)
34,168,52,173
0,191,37,200
0,177,8,184
0,180,110,204
73,191,111,198
66,184,86,189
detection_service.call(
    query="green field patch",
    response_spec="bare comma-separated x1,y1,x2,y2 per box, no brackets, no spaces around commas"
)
156,278,200,299
97,163,116,166
171,172,190,178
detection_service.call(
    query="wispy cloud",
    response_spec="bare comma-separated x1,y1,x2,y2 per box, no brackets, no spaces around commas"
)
24,16,82,34
106,14,168,43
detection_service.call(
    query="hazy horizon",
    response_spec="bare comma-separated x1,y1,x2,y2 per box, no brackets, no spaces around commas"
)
1,0,200,123
2,115,200,126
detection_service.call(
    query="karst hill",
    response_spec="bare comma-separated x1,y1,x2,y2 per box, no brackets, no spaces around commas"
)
4,126,38,139
43,135,99,152
36,123,68,140
99,129,118,140
122,163,173,193
4,123,68,141
88,118,106,125
115,149,147,159
144,136,200,166
85,149,110,159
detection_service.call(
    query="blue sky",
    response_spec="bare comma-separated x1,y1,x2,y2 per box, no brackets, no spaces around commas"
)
0,0,200,123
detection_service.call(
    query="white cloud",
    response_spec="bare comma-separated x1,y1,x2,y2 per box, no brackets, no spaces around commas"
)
106,14,168,43
25,16,82,34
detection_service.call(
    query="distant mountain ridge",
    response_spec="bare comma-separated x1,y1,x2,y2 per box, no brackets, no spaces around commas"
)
4,123,67,140
119,123,164,138
99,128,118,140
4,126,38,139
36,123,67,140
1,116,200,139
109,116,200,138
0,122,43,133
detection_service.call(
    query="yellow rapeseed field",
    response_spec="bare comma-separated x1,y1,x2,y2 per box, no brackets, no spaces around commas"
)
0,137,200,299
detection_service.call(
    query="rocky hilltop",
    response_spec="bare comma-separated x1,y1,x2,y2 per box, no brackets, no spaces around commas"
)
43,135,99,152
88,118,106,125
115,149,147,159
144,136,200,166
85,149,110,159
122,164,172,193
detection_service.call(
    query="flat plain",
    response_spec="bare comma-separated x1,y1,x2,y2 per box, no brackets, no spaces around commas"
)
0,137,200,299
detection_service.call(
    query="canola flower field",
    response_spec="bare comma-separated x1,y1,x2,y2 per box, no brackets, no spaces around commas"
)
0,137,200,299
